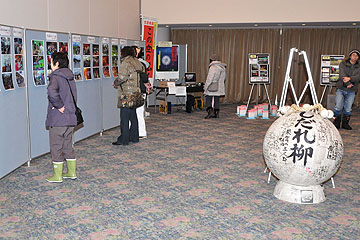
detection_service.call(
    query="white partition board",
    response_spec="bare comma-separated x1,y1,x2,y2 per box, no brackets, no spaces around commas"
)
71,34,102,142
0,26,28,178
25,29,70,159
101,39,145,131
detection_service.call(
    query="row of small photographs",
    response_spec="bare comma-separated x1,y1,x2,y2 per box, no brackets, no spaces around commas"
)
250,77,269,83
321,66,339,74
73,55,119,68
321,56,344,66
322,75,339,83
1,37,23,55
322,73,339,78
251,64,268,71
1,72,25,90
73,66,118,81
251,70,268,77
73,42,121,58
83,67,118,79
47,42,68,55
73,43,104,56
74,68,101,81
2,54,25,72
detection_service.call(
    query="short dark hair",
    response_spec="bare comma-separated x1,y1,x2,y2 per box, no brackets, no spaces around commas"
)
121,46,136,58
51,52,69,68
131,45,144,58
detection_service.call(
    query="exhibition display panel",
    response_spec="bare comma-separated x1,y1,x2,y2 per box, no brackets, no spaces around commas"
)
70,34,102,142
0,24,144,179
26,29,70,159
0,25,28,178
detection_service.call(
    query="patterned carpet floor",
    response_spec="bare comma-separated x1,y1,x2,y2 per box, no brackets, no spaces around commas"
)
1,104,359,239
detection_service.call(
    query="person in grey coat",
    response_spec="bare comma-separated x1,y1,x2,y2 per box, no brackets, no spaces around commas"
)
46,52,78,183
204,54,226,118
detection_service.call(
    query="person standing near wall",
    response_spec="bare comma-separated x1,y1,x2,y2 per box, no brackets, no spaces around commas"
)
46,52,78,183
204,54,226,119
333,49,360,130
112,46,145,145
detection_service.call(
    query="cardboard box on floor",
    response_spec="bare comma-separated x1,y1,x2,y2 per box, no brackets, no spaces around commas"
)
159,100,168,114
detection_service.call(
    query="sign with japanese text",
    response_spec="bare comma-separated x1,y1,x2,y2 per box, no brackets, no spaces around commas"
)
141,17,158,79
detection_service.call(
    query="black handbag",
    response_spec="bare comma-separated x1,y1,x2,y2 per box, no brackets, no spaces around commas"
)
66,79,84,126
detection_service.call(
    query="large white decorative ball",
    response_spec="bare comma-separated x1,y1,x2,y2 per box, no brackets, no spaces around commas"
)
263,111,343,186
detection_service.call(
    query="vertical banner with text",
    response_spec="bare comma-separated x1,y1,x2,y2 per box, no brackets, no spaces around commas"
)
141,17,157,80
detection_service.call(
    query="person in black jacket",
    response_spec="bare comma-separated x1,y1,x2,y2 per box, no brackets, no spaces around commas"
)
333,49,360,130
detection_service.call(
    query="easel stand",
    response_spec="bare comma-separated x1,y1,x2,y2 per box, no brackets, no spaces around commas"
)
279,48,319,108
246,83,272,112
268,47,335,188
319,82,336,104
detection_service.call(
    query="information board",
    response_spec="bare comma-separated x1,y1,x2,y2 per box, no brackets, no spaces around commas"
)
248,53,270,84
320,55,344,85
155,45,179,80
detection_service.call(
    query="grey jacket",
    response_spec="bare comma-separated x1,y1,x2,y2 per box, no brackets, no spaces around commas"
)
46,68,77,127
204,61,227,96
336,58,360,92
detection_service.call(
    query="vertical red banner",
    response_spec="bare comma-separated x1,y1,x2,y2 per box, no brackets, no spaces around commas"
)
143,25,154,78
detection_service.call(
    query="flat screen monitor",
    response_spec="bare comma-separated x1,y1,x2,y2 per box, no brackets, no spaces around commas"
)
184,72,196,84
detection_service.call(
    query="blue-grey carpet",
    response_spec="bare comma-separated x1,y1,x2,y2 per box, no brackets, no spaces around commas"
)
1,104,359,239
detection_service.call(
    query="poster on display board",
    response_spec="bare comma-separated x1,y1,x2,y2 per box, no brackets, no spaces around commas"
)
102,38,110,78
1,32,14,91
83,42,92,80
92,42,100,79
155,45,179,80
13,28,25,88
111,39,119,77
72,35,82,81
320,55,344,85
248,53,270,84
32,39,45,86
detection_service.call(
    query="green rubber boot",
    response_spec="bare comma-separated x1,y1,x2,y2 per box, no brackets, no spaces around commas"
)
46,162,63,183
63,159,77,179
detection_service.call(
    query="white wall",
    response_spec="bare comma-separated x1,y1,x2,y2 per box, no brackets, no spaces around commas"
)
0,0,140,39
156,27,170,41
141,0,359,24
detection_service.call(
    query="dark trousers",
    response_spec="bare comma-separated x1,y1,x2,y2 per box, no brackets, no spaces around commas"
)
117,107,139,145
49,126,75,162
206,96,220,109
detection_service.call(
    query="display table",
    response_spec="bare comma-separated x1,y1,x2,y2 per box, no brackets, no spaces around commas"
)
154,86,186,112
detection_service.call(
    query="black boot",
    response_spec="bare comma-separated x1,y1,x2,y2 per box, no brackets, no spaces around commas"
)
205,107,213,119
333,116,341,129
342,115,352,130
211,109,219,118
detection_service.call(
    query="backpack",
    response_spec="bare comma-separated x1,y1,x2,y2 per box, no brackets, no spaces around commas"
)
138,71,149,93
